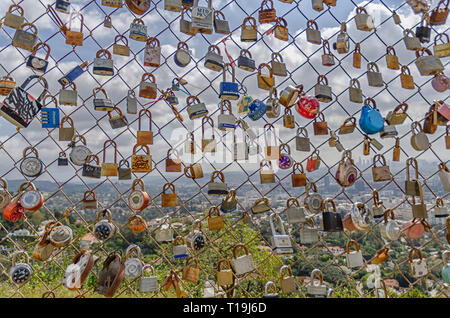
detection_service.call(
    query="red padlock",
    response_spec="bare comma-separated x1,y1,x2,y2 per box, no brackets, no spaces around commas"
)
3,197,25,222
296,92,320,119
403,218,426,239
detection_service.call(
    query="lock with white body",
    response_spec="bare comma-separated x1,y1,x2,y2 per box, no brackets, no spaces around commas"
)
307,269,328,297
140,264,158,292
269,213,293,255
124,244,143,279
218,100,236,130
231,243,256,275
345,240,364,268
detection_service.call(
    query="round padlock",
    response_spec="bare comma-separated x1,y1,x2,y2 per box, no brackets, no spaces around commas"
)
174,42,191,67
19,182,44,211
10,251,32,285
20,147,43,177
304,193,323,214
128,179,149,211
49,225,73,247
278,153,294,169
124,245,143,279
296,93,320,119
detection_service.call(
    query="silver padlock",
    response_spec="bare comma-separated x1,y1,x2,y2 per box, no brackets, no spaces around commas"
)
238,49,256,72
355,7,374,31
94,209,117,241
124,244,143,279
300,219,319,244
187,95,208,119
349,78,363,103
307,269,328,297
271,52,287,77
204,44,224,72
296,127,311,152
214,10,230,34
93,49,114,76
93,87,114,111
367,62,383,87
269,213,293,255
333,22,350,54
234,138,249,161
191,0,214,34
59,83,78,106
174,41,191,67
129,18,147,42
4,4,25,30
266,87,280,118
285,198,306,224
127,90,137,114
9,251,32,285
108,107,128,129
403,29,422,51
12,23,39,52
306,19,321,44
140,264,158,292
218,100,236,131
173,236,189,259
315,75,332,102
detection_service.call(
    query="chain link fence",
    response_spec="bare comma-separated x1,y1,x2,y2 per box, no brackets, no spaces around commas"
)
0,0,448,298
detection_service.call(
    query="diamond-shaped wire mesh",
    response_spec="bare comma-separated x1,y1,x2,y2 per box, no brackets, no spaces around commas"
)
0,0,448,298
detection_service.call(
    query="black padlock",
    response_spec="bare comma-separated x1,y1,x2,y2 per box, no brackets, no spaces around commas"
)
322,199,343,232
58,152,68,166
415,13,431,43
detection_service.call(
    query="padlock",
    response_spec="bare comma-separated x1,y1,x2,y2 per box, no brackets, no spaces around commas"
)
3,4,25,29
82,154,102,179
410,121,430,150
300,219,319,244
322,199,343,232
279,265,296,294
140,264,158,293
350,202,372,232
9,251,32,285
400,65,414,89
271,52,287,77
68,134,91,167
220,189,238,213
137,109,153,145
231,243,256,275
258,63,275,90
335,150,358,187
435,197,448,218
156,218,175,242
403,218,427,240
405,158,421,196
296,90,320,119
291,162,307,187
186,95,208,120
359,98,384,135
63,250,94,290
131,144,152,173
208,206,224,231
371,246,389,265
372,154,391,182
260,160,275,184
102,0,123,7
248,99,267,121
97,252,124,298
403,29,422,51
191,0,214,34
241,16,257,42
59,83,77,106
107,107,128,129
118,159,132,180
126,90,137,114
164,89,179,106
17,181,44,212
392,10,401,24
238,49,256,72
411,184,427,219
279,84,301,108
94,209,117,241
20,146,43,178
219,64,239,100
214,10,230,34
144,37,161,67
415,48,444,76
66,12,84,46
409,248,428,278
173,236,189,259
201,116,216,153
333,22,350,54
165,0,182,11
128,179,149,211
58,151,68,166
0,179,12,212
180,7,196,35
433,33,450,58
251,197,271,214
345,240,364,268
184,163,203,179
416,12,431,43
103,15,112,28
339,116,356,135
264,123,279,160
385,46,399,70
430,0,449,25
285,198,306,224
58,61,89,86
129,18,147,42
174,42,192,68
432,73,450,92
312,0,324,12
274,17,288,41
386,103,408,125
217,100,236,131
380,209,401,241
355,6,374,31
278,143,294,170
307,269,328,297
185,132,196,154
12,23,38,52
93,87,114,111
353,43,361,68
113,34,130,57
0,74,48,129
58,116,75,141
306,19,321,44
182,257,200,283
216,258,233,286
315,75,332,102
283,108,295,129
0,74,16,96
306,150,321,172
380,123,398,139
204,45,223,71
161,182,178,207
187,220,206,250
393,137,401,161
321,40,335,66
41,94,60,129
259,0,277,23
313,112,328,135
26,42,50,73
296,127,310,151
49,223,73,248
139,73,157,99
81,190,98,209
265,87,280,119
367,62,383,87
263,281,279,298
101,140,118,177
3,190,25,222
127,215,147,233
208,171,228,195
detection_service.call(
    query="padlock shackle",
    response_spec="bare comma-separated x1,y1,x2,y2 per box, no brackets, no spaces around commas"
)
132,144,150,155
93,87,109,99
409,247,423,262
317,74,328,85
383,208,395,223
217,258,231,271
114,34,129,46
103,139,117,164
0,177,7,190
177,41,189,51
364,97,376,108
367,61,380,72
43,94,58,108
138,109,152,131
323,198,336,212
306,19,318,30
174,235,185,246
131,178,145,191
345,239,360,253
269,212,286,235
322,39,332,54
401,65,411,75
240,49,252,58
96,49,112,59
292,162,304,174
279,265,293,279
162,182,176,194
232,243,250,258
260,0,274,10
31,42,51,60
85,154,99,165
264,281,277,295
243,16,256,27
142,264,155,276
125,244,141,259
186,95,201,105
118,158,130,169
68,11,84,32
201,115,215,139
406,157,419,181
107,106,124,120
21,75,48,101
373,154,387,167
208,206,221,217
434,32,450,45
23,146,39,159
263,123,277,147
18,181,37,192
214,10,226,20
372,190,380,206
96,208,112,223
210,170,225,183
310,268,324,286
386,46,397,56
167,148,180,160
354,42,361,53
8,4,24,16
185,256,199,268
146,37,160,48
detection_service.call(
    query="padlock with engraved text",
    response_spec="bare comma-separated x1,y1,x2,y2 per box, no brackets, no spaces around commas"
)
20,146,43,178
139,73,157,99
191,0,214,34
131,144,152,173
216,258,233,286
82,154,101,179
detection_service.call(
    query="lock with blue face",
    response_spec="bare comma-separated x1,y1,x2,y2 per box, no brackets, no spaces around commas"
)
248,99,267,121
359,98,384,134
41,95,60,129
55,0,70,13
219,63,239,100
58,61,89,86
58,152,68,166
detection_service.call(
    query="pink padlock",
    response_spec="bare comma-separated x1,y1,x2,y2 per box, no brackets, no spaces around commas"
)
431,73,449,92
402,218,427,239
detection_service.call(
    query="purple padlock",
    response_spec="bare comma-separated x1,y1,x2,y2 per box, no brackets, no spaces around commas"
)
431,73,449,92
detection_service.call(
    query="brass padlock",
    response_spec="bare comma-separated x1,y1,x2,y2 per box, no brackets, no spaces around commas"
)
201,115,216,152
66,12,84,46
400,65,414,89
386,103,408,125
260,160,275,184
291,162,306,187
131,144,152,173
59,115,75,141
405,157,421,196
386,46,400,70
313,112,328,135
137,109,153,146
259,0,277,24
208,206,224,231
353,43,361,68
184,163,203,179
101,140,118,177
258,63,275,90
241,16,257,42
274,17,288,41
433,33,450,58
339,116,356,135
166,148,182,172
161,182,178,207
113,34,130,56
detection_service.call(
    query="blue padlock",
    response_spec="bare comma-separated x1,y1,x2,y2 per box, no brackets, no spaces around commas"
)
55,0,70,13
58,61,89,86
41,95,60,129
26,42,50,73
248,99,267,121
359,97,384,134
58,152,69,166
219,63,239,100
